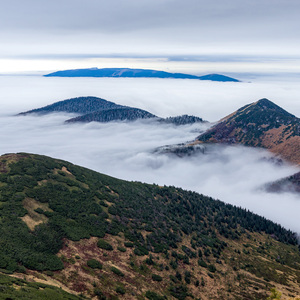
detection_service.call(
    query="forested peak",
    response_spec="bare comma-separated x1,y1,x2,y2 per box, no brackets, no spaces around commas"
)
224,98,298,125
255,98,277,107
196,98,300,163
18,96,124,115
162,114,205,125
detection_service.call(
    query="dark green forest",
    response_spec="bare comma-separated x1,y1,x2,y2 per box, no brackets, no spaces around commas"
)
66,107,156,123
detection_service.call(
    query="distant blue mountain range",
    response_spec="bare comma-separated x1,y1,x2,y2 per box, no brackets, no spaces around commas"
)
44,67,240,82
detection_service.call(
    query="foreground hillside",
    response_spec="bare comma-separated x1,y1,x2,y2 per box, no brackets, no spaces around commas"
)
0,153,300,299
196,98,300,164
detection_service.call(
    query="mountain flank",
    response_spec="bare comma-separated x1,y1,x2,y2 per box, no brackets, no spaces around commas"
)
196,98,300,164
44,67,240,82
0,153,300,299
265,171,300,194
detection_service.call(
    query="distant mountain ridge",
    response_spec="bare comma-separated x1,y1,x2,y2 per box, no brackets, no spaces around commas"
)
19,96,205,125
196,98,300,164
44,67,240,82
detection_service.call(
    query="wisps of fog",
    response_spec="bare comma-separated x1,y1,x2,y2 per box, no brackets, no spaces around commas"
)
0,76,300,233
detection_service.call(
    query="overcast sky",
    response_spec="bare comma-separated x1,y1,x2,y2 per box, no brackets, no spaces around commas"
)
1,0,300,73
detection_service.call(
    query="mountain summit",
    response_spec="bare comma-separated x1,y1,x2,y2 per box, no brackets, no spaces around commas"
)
197,98,300,164
18,96,124,116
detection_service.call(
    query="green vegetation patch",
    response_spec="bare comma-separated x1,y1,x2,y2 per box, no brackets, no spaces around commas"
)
115,285,126,295
145,290,167,300
110,266,124,277
117,246,126,252
97,239,113,251
151,274,162,282
0,273,81,300
169,284,189,300
87,259,103,269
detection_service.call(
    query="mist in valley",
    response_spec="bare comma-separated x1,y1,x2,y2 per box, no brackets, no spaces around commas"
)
0,75,300,233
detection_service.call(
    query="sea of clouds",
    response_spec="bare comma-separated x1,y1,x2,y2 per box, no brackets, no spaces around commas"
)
0,75,300,233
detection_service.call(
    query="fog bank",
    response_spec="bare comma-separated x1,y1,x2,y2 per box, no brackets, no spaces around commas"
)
0,76,300,233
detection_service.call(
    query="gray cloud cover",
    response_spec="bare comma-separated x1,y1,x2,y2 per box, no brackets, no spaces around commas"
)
1,0,300,59
0,76,300,233
2,0,299,33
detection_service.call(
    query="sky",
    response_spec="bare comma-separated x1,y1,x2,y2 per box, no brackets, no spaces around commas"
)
1,0,300,74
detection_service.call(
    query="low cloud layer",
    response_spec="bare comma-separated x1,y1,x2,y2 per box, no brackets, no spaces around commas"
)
0,76,300,233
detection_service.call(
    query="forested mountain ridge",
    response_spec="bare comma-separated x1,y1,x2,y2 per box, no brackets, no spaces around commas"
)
266,171,300,194
161,115,205,125
196,98,300,164
65,107,157,123
18,96,206,125
1,153,300,299
44,67,240,82
66,112,205,124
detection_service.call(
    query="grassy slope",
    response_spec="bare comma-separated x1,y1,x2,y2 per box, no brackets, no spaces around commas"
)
0,153,300,299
